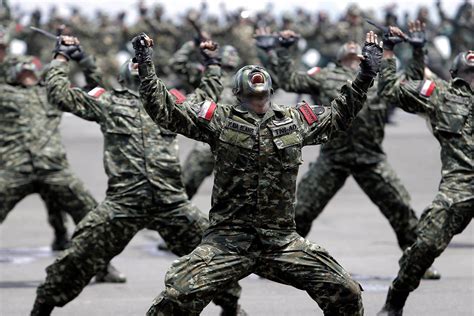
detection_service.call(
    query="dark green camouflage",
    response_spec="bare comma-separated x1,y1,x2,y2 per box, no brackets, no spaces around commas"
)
139,60,371,315
379,56,473,296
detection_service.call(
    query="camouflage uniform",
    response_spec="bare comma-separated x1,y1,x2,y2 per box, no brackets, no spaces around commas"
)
0,64,97,244
378,57,473,300
139,60,373,315
275,48,419,249
34,60,241,310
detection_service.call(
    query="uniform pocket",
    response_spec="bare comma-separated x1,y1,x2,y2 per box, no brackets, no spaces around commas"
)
105,106,139,135
272,132,303,169
435,102,469,135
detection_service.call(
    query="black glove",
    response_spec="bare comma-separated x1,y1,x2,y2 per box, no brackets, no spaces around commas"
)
359,42,383,78
382,32,404,51
53,37,85,61
407,29,426,49
200,41,221,66
255,35,278,51
278,34,298,48
132,32,153,64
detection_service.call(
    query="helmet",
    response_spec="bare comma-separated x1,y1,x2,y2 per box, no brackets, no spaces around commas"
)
450,50,474,79
336,41,362,62
118,59,140,91
220,45,241,70
10,56,42,84
232,65,273,99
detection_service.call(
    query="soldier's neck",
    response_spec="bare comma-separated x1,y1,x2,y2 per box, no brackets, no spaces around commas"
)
241,96,271,114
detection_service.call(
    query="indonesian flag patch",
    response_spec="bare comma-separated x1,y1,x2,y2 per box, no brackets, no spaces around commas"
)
88,87,106,98
198,100,217,121
307,67,321,76
298,101,318,125
419,80,436,97
169,88,187,104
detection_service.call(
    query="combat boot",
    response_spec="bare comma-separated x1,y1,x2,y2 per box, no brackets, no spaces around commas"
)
95,264,127,283
422,265,441,280
220,304,248,316
377,287,409,316
30,297,54,316
51,233,70,251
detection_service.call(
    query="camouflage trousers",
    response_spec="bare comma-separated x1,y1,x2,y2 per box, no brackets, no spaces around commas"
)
296,154,418,249
147,229,364,315
182,142,214,199
0,168,96,238
392,191,473,293
35,197,241,308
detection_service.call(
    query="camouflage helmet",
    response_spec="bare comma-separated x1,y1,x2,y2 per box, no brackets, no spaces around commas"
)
450,50,474,79
118,59,140,91
347,4,362,17
336,41,362,62
220,45,241,70
232,65,273,99
10,56,42,84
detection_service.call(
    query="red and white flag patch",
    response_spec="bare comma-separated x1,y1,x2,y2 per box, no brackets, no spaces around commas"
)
298,101,318,125
169,88,187,104
419,80,436,97
88,87,106,98
307,67,321,76
198,100,217,121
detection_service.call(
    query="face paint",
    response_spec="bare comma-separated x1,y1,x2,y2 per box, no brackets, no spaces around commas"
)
232,65,273,100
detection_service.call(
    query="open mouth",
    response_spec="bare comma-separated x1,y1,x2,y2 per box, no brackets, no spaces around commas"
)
467,53,474,63
250,73,265,84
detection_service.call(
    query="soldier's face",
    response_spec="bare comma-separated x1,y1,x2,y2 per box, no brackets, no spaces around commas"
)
18,70,39,87
340,54,361,71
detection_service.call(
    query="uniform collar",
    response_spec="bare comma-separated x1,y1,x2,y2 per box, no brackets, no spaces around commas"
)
451,78,473,94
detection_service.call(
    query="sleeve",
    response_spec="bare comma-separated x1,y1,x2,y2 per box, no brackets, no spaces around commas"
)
276,48,323,95
46,60,105,122
378,58,436,115
169,41,203,87
139,61,225,143
403,48,425,81
296,74,372,146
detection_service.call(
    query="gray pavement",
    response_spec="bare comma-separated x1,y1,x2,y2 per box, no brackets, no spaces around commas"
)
0,91,473,316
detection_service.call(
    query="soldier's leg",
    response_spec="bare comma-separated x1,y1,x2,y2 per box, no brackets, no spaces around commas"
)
182,142,215,199
147,241,255,315
32,200,141,313
352,160,418,249
148,202,242,313
0,170,34,223
295,154,350,237
378,196,472,315
255,237,363,315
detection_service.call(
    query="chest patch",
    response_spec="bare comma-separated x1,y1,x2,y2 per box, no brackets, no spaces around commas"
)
271,123,298,137
298,102,318,125
226,119,257,135
169,88,187,104
111,95,140,106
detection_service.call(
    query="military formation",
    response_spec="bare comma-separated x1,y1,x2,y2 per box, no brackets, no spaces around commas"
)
0,0,472,315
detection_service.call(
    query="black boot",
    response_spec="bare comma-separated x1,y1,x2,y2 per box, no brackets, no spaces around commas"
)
220,304,248,316
377,287,409,316
51,233,70,251
95,264,127,283
30,297,54,316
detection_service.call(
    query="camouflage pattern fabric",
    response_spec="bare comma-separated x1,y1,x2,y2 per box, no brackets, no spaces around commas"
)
276,48,419,248
139,60,373,315
0,80,96,238
182,142,214,198
35,60,241,309
379,56,473,294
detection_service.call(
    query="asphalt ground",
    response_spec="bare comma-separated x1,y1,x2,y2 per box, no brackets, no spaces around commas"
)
1,91,473,315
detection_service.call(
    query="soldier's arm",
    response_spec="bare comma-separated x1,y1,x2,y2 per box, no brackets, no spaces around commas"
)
46,59,105,122
169,41,203,84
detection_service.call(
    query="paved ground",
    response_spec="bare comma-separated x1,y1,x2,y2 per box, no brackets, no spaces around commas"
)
0,91,473,315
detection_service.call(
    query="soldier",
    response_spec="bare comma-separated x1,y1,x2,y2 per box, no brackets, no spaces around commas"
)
170,39,241,198
377,26,473,316
272,28,440,279
135,31,383,315
31,36,244,316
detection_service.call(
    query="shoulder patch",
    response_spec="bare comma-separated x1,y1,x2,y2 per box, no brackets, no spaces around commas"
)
419,80,436,97
88,87,106,98
297,101,318,125
306,67,321,76
198,100,217,121
169,88,187,104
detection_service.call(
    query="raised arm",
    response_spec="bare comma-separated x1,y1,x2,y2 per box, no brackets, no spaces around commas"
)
46,36,104,122
298,32,383,146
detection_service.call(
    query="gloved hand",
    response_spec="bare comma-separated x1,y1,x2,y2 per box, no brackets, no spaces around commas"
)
254,27,278,51
131,32,154,64
53,36,85,61
407,20,426,49
200,40,221,66
278,30,299,48
382,26,406,51
359,31,384,78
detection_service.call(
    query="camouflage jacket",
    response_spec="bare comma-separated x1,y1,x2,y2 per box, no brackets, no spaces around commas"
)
0,82,68,172
379,57,473,204
139,61,371,242
46,60,222,205
0,54,18,83
277,48,386,164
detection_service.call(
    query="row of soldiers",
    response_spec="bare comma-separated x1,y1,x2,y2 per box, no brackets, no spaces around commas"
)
1,2,473,316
